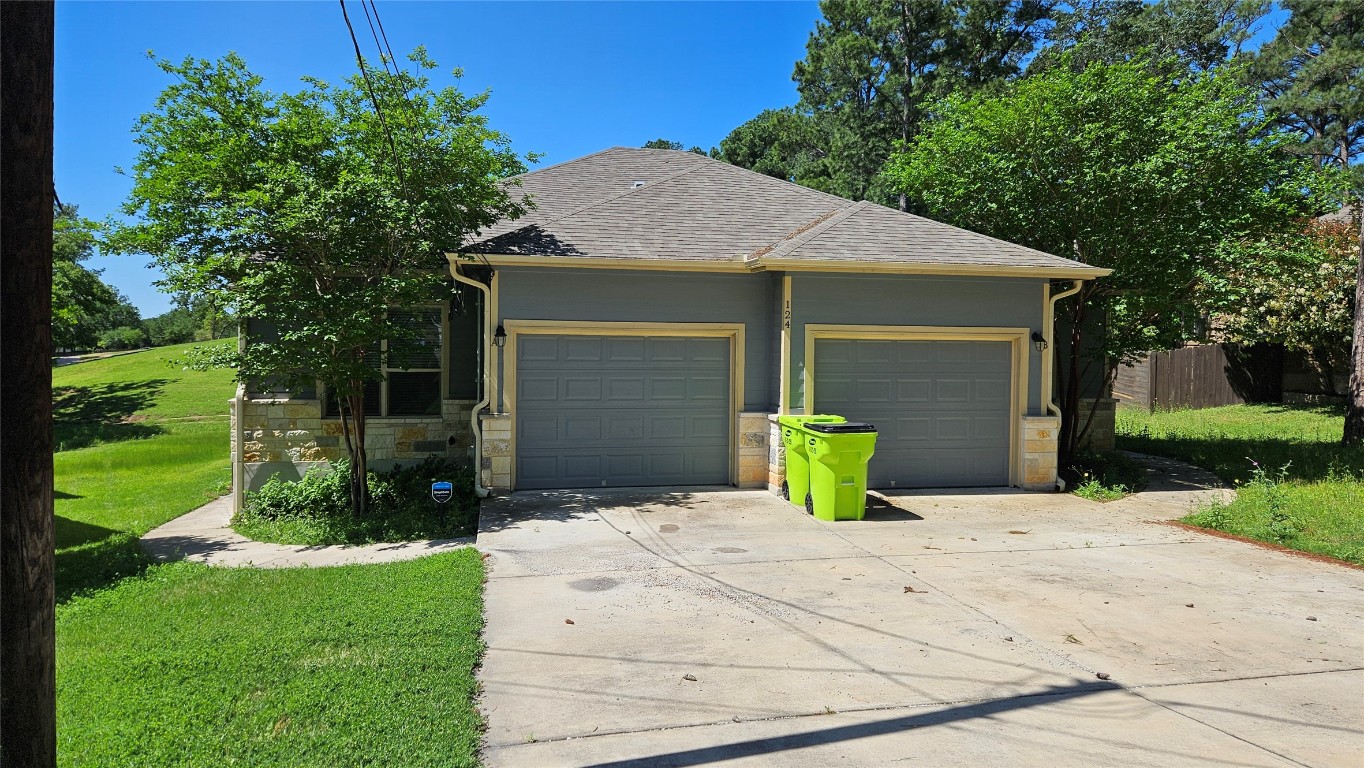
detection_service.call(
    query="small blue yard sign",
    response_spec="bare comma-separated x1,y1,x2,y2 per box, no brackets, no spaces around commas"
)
430,481,453,505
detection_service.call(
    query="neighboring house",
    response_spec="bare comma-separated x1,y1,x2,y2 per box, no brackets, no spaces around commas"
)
230,147,1109,509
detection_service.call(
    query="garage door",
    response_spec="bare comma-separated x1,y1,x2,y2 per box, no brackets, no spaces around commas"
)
515,334,731,490
813,339,1012,488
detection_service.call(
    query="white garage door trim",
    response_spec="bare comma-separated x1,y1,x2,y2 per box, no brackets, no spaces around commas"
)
503,320,745,492
803,324,1029,487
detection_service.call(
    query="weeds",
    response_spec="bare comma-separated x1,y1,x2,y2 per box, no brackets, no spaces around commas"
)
1073,475,1129,502
1064,450,1146,501
1250,460,1297,543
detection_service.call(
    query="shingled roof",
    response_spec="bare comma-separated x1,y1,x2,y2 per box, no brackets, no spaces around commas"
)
462,147,1107,278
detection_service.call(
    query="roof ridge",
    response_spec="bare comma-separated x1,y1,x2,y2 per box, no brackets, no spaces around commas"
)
690,151,863,208
773,202,1090,268
753,200,868,262
483,159,710,242
502,146,621,182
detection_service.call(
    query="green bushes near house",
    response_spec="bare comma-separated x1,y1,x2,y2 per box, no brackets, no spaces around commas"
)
1118,404,1364,566
233,456,480,546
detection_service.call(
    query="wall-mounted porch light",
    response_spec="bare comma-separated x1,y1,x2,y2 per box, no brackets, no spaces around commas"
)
1031,331,1048,352
493,324,507,348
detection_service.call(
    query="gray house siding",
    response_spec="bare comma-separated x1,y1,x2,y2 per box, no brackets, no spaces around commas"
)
787,273,1048,414
494,267,776,412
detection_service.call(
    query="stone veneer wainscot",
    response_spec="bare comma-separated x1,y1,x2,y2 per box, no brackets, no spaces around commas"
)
230,387,478,511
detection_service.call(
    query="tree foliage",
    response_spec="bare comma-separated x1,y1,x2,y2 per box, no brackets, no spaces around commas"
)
1033,0,1268,74
714,108,835,190
142,300,235,347
1248,0,1364,172
777,0,1053,207
107,49,528,515
1201,219,1359,390
51,204,121,350
640,138,707,154
884,58,1320,456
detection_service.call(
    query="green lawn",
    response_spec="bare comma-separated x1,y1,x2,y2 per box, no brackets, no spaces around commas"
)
53,340,237,601
57,552,485,768
53,340,489,766
1117,404,1364,565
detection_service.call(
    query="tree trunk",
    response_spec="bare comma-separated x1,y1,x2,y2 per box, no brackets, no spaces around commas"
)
1,3,58,766
345,392,369,517
1343,197,1364,446
1059,297,1089,464
897,1,913,212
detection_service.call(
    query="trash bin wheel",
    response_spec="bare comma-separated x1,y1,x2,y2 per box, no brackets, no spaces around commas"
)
781,480,790,501
805,492,814,516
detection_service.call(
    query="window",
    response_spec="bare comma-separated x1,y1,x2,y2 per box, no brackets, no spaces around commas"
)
325,308,444,418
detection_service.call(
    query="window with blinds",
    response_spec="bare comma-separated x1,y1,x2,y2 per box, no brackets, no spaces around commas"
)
324,308,443,418
386,310,442,415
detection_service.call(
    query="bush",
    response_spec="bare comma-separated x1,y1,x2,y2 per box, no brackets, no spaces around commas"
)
234,456,479,545
97,326,147,350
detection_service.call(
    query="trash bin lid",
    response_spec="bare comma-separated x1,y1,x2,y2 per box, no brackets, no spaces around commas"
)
805,421,876,434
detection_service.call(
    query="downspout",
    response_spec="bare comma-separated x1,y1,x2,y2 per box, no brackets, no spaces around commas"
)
232,320,248,513
1044,280,1084,492
232,383,246,513
1044,280,1084,418
451,261,493,499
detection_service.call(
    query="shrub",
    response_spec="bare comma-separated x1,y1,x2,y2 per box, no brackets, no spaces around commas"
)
234,456,479,545
97,326,147,350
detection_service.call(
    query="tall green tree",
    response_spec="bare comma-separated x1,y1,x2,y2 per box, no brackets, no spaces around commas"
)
51,204,119,351
1250,1,1364,171
108,49,528,516
884,59,1318,458
1034,0,1268,73
714,107,835,190
793,0,1052,208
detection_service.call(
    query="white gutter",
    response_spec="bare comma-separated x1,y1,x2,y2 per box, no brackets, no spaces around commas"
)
451,264,494,499
1044,280,1084,418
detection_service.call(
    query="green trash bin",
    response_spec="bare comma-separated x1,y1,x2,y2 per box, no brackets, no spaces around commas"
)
777,414,845,508
805,421,878,521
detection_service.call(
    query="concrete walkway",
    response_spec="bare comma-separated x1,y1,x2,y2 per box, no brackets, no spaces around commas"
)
140,495,473,568
476,459,1363,767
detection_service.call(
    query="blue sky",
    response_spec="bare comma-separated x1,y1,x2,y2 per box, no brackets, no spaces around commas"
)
57,0,823,315
56,1,1286,317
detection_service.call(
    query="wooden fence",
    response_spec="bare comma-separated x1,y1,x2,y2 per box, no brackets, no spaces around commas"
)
1115,343,1282,411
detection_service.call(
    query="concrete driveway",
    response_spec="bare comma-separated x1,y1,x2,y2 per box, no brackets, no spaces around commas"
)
476,461,1364,767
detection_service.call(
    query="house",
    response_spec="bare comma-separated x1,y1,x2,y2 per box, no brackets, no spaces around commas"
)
229,147,1110,509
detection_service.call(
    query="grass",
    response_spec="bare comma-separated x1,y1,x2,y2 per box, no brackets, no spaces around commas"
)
57,551,486,768
53,341,490,765
53,339,237,450
1115,403,1364,484
1117,403,1364,565
53,340,237,601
